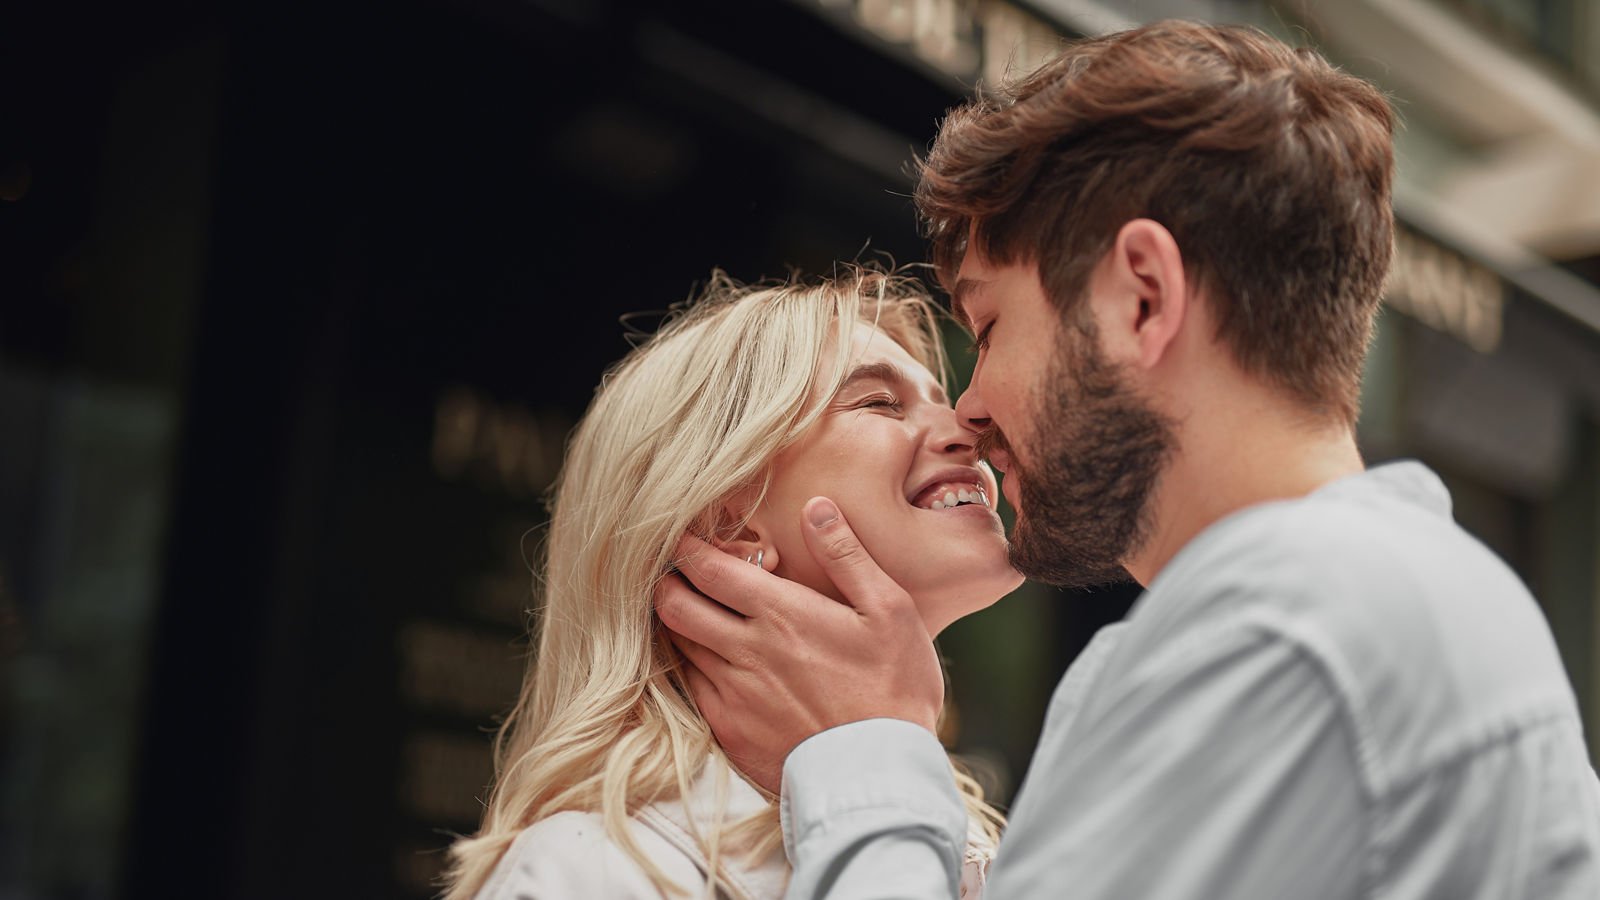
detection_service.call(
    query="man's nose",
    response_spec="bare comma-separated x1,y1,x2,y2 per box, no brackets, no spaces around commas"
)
955,382,990,435
927,407,977,456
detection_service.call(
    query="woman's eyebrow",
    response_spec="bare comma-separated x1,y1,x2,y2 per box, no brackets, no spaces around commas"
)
838,361,946,405
838,362,905,394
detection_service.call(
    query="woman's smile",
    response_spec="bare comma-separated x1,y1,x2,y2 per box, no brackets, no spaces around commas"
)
907,465,994,511
747,323,1023,635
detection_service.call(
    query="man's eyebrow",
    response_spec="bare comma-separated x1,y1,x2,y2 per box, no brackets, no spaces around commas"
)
950,277,985,331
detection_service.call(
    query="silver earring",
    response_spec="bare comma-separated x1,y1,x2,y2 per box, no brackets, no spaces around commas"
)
746,550,764,568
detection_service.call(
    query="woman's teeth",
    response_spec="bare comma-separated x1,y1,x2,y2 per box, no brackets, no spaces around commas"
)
925,486,989,510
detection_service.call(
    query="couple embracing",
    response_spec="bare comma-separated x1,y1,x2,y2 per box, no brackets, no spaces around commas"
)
445,20,1600,900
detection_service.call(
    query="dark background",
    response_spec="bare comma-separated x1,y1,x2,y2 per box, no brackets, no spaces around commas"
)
1,2,1138,897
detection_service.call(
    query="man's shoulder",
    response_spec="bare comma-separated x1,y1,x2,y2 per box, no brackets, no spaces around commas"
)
1158,464,1527,625
1122,467,1577,791
1147,470,1558,689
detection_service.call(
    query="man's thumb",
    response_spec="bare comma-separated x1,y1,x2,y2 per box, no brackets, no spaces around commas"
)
802,497,898,609
806,497,840,530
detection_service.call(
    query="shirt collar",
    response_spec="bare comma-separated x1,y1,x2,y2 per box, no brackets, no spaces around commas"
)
1312,459,1453,518
636,756,788,900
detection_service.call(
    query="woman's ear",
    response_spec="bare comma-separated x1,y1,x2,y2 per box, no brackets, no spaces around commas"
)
712,525,779,572
711,489,780,572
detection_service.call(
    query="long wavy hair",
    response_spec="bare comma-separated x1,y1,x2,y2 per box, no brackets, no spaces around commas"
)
442,266,1004,899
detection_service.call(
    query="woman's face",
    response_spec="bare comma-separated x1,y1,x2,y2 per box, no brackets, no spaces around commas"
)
743,323,1024,635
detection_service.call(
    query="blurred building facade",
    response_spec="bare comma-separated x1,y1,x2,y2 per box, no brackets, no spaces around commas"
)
1,1,1596,899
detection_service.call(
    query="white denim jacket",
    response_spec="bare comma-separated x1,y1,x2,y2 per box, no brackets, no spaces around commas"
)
476,755,994,899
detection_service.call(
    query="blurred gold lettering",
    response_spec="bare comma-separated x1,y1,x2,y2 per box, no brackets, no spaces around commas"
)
821,0,1053,84
1385,229,1504,353
979,1,1057,86
431,387,568,496
399,732,494,824
857,0,916,43
398,620,525,719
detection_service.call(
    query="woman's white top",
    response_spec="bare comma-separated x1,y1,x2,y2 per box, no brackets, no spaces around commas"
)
476,755,994,899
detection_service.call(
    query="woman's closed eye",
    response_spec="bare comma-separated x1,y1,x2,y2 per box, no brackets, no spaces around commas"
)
856,393,904,412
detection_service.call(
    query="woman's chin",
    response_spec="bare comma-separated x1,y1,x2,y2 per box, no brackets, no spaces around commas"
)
915,566,1027,635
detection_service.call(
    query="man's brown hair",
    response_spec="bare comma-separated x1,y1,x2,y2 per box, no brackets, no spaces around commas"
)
917,20,1396,424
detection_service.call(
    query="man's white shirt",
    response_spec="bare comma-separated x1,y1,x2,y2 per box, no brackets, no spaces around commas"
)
780,462,1600,898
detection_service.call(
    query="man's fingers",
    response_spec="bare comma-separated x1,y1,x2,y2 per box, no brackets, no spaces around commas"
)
670,533,764,617
680,663,725,724
668,630,731,680
800,497,903,611
682,666,779,794
654,572,748,651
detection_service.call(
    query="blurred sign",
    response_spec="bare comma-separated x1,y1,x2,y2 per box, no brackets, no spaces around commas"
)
431,386,570,498
1385,227,1505,354
809,0,1062,85
399,621,525,718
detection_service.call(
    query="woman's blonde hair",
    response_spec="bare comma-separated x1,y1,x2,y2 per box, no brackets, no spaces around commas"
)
442,265,1004,899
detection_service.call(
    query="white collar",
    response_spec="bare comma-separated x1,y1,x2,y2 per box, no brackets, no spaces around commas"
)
634,757,789,900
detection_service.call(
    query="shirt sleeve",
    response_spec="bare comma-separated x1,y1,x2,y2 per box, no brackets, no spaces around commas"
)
988,626,1366,900
781,718,967,900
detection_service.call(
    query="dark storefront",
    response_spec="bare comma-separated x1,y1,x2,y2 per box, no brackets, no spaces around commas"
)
2,2,1087,897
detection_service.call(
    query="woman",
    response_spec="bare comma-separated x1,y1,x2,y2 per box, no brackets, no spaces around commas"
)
443,266,1023,899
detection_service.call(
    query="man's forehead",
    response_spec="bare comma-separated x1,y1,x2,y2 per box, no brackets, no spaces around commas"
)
951,237,998,329
949,279,977,331
950,269,991,330
951,243,1057,330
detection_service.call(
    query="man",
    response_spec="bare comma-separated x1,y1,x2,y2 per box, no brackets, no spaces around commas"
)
656,20,1600,898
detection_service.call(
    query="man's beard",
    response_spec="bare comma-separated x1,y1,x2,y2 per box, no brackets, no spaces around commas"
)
977,324,1176,588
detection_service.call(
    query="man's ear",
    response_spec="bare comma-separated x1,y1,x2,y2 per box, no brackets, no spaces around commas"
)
1096,218,1189,371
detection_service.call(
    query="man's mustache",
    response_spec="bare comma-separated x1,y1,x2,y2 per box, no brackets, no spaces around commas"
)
973,425,1012,463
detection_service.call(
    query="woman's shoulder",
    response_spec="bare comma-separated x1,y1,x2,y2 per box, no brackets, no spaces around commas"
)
476,810,707,900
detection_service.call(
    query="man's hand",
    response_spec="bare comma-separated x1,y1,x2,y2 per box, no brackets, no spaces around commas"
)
653,497,944,793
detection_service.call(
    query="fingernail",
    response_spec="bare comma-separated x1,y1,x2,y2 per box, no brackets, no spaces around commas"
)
807,498,838,528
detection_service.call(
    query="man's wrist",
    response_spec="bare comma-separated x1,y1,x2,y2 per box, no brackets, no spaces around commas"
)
780,718,965,858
